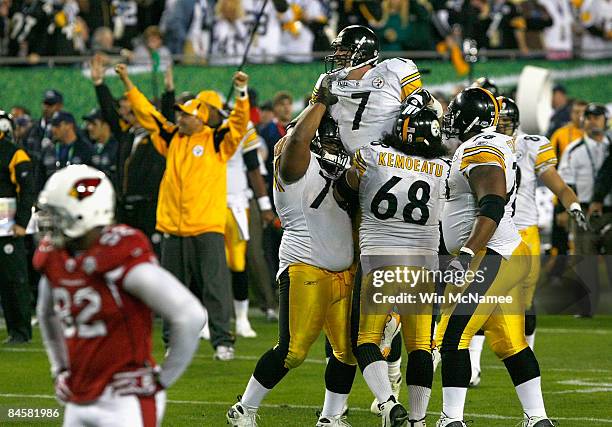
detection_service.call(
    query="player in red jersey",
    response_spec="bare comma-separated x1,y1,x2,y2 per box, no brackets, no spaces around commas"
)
34,165,206,427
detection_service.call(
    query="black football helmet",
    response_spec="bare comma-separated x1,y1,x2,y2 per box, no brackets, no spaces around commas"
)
443,87,500,139
393,107,442,151
496,96,520,136
0,110,14,141
470,77,499,97
325,25,379,74
311,114,349,179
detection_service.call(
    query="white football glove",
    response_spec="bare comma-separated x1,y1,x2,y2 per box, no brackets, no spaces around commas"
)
568,203,589,231
444,248,474,288
54,370,72,404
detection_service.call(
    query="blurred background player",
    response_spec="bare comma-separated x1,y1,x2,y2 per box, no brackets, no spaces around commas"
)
334,106,449,427
558,103,612,318
35,165,205,427
0,110,35,344
436,88,554,427
228,100,356,427
467,96,586,385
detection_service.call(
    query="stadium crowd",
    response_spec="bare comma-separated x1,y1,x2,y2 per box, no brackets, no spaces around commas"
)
0,0,611,66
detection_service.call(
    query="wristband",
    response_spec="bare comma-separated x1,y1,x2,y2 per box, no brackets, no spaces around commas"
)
459,246,475,257
568,202,581,212
235,85,248,99
257,196,272,211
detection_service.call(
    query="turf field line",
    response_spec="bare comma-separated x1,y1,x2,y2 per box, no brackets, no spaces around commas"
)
538,327,612,335
1,393,612,424
3,348,611,375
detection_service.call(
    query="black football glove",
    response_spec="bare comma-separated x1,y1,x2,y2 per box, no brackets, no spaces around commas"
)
311,74,338,107
400,90,432,117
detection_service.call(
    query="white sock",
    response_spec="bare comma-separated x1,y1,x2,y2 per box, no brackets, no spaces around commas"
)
363,361,394,404
469,335,485,375
321,389,348,417
241,376,270,410
442,387,467,420
234,299,249,323
408,385,431,420
515,377,547,418
526,332,535,350
387,357,402,383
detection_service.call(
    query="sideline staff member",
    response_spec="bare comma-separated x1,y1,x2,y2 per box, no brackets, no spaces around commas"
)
116,64,250,361
0,111,35,344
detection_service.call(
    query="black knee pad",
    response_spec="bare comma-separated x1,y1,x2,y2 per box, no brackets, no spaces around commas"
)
232,271,249,301
356,343,385,372
503,347,541,386
326,353,357,394
387,333,402,362
441,349,471,388
407,350,433,388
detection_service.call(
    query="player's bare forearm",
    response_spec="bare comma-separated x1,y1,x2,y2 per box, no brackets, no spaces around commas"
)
247,169,269,199
541,167,579,210
279,103,326,183
464,165,507,254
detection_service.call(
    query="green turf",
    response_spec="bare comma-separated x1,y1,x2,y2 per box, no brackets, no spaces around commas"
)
1,315,611,426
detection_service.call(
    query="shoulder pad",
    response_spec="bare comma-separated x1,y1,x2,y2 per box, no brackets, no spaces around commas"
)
90,225,155,275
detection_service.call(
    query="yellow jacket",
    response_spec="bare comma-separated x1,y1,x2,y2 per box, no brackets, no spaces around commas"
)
550,123,584,160
127,87,249,236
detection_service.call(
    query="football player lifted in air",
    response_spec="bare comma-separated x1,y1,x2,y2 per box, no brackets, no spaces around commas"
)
467,96,587,385
227,91,356,427
315,25,443,157
334,106,449,427
435,88,555,427
35,165,206,427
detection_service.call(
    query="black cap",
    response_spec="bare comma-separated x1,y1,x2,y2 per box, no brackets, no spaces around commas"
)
584,103,608,117
552,84,567,94
43,89,64,105
82,108,104,122
50,111,76,127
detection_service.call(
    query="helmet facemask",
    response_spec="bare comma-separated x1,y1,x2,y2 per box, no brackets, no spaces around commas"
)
324,38,378,74
36,204,78,248
311,136,349,180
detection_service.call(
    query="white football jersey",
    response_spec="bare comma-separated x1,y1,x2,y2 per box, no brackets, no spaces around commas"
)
356,142,448,259
209,19,249,66
274,152,354,277
227,122,261,208
513,134,557,229
442,131,522,258
328,58,423,156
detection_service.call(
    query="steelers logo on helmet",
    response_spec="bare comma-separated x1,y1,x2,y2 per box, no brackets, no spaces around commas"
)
431,119,441,138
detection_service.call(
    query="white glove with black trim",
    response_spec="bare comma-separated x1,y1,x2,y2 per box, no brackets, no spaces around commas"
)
401,90,432,117
568,203,589,231
444,248,474,288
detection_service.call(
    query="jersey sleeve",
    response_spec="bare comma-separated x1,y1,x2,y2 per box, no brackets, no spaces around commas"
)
459,143,507,175
533,136,557,175
96,226,157,287
387,58,423,101
353,147,369,177
241,122,261,154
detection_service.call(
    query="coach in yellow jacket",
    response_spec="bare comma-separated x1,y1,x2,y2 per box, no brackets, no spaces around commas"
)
116,65,249,359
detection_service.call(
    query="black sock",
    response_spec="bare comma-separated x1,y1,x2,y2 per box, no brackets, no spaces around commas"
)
252,347,290,389
503,347,541,386
232,271,249,301
407,350,433,388
441,349,471,388
356,342,385,372
326,353,357,394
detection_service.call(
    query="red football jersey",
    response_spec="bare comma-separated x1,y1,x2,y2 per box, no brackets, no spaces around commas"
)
34,225,158,403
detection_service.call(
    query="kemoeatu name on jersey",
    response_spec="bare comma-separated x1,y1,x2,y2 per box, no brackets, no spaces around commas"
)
377,152,444,177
